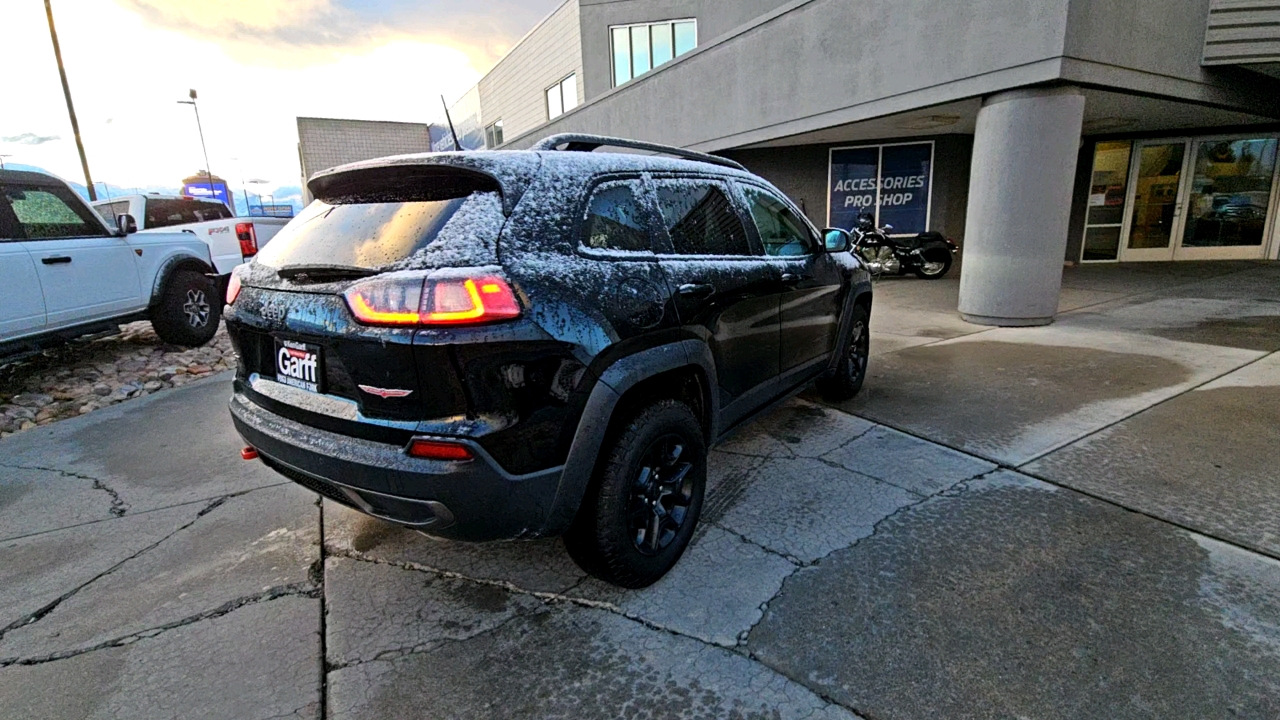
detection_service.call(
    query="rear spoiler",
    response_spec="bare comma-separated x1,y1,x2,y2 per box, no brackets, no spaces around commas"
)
307,153,542,217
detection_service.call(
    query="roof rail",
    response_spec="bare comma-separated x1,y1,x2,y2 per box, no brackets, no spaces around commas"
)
531,133,747,172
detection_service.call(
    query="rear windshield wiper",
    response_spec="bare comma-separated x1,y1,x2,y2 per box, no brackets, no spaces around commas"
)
276,264,380,281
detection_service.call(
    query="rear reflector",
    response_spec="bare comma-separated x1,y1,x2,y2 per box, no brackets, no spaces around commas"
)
226,273,242,304
235,223,258,257
407,439,474,462
344,273,520,327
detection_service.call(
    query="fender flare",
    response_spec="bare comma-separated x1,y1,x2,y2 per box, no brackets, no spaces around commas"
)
149,254,217,309
542,339,718,534
827,277,873,373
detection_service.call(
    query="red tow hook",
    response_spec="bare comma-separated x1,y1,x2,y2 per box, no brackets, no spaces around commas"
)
240,446,260,461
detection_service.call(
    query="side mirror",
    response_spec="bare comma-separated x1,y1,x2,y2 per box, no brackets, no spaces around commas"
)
822,228,851,253
116,213,138,235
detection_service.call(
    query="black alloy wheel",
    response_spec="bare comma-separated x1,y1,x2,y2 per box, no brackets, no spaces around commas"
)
628,435,695,555
564,399,707,588
816,304,870,401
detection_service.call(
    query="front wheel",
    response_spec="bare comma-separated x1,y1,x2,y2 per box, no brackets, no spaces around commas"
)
816,305,870,401
913,248,953,279
564,400,706,588
151,269,221,346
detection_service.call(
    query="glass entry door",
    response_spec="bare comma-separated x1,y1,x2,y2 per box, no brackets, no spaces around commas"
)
1176,138,1278,260
1120,140,1189,261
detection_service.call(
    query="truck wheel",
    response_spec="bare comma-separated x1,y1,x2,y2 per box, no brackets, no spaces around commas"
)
564,400,706,588
151,269,221,347
816,305,869,401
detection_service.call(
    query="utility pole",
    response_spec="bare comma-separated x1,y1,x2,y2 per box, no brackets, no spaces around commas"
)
44,0,95,200
177,89,215,203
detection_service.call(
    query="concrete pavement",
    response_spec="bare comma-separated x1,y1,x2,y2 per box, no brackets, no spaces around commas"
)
1,260,1278,718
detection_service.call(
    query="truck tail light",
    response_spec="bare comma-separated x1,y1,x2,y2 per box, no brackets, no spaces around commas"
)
226,273,242,305
235,223,258,257
343,273,521,327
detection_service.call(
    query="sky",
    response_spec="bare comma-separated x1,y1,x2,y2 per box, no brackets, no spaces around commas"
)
1,0,562,202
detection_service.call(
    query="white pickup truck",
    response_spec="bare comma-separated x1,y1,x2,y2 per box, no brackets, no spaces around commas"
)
1,170,222,360
91,194,289,288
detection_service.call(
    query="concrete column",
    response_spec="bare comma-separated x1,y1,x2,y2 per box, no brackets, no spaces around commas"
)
958,87,1085,326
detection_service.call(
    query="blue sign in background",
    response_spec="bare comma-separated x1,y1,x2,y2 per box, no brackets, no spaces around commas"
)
182,181,232,209
829,147,879,232
829,143,932,234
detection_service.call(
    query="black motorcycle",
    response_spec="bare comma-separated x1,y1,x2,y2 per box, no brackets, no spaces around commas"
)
851,212,957,279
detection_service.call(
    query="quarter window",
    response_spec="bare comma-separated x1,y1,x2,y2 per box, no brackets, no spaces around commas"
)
654,181,751,256
93,200,131,228
744,188,814,256
611,20,697,87
2,184,104,239
583,182,651,252
547,74,579,120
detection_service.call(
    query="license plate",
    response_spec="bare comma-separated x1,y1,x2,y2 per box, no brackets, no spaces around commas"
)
275,339,323,393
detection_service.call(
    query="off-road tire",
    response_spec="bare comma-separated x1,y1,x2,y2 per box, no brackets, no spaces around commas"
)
564,400,707,588
816,304,870,401
913,248,953,279
151,269,220,347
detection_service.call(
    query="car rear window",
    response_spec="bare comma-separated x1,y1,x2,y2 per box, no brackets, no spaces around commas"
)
145,198,233,228
254,191,505,271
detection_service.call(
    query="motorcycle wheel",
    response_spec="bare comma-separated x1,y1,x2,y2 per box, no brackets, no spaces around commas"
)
913,249,952,279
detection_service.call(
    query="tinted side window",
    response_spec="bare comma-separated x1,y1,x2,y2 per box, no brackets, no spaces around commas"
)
583,182,652,252
654,181,751,256
145,198,232,228
2,184,105,239
743,187,814,257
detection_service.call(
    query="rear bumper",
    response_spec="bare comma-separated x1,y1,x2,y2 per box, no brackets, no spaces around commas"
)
229,390,565,541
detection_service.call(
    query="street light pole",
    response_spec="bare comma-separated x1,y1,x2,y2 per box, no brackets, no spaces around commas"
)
44,0,95,200
177,89,215,204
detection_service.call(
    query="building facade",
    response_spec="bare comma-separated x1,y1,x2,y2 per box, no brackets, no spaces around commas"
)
330,0,1280,324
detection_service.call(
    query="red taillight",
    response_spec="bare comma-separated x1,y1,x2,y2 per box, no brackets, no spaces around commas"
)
407,439,474,462
236,222,258,257
343,274,520,327
226,273,242,305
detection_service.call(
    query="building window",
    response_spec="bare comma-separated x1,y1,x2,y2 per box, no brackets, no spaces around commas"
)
828,142,934,235
546,74,579,121
485,120,504,149
611,20,697,87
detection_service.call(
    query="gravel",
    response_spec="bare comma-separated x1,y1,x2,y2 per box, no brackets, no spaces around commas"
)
0,321,236,438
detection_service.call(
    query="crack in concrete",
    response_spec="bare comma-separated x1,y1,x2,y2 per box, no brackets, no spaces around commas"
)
316,499,329,720
0,463,130,517
0,583,318,668
326,611,528,672
324,546,739,651
0,493,236,644
0,482,292,544
323,547,863,717
709,521,804,567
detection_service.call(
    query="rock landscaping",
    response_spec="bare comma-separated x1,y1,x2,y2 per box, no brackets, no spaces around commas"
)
0,321,235,438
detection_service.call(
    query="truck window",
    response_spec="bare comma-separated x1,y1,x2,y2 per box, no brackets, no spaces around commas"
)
144,198,233,228
94,200,131,228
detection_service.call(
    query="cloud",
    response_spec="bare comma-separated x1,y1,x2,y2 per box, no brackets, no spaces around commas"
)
115,0,565,70
2,133,62,146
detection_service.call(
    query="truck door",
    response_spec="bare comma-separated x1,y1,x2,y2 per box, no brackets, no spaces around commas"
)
3,181,143,328
0,198,46,338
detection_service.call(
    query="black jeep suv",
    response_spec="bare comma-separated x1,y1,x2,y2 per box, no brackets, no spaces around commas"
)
227,135,872,587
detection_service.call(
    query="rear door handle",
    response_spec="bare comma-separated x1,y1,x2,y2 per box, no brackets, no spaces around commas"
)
677,282,714,298
41,256,72,265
